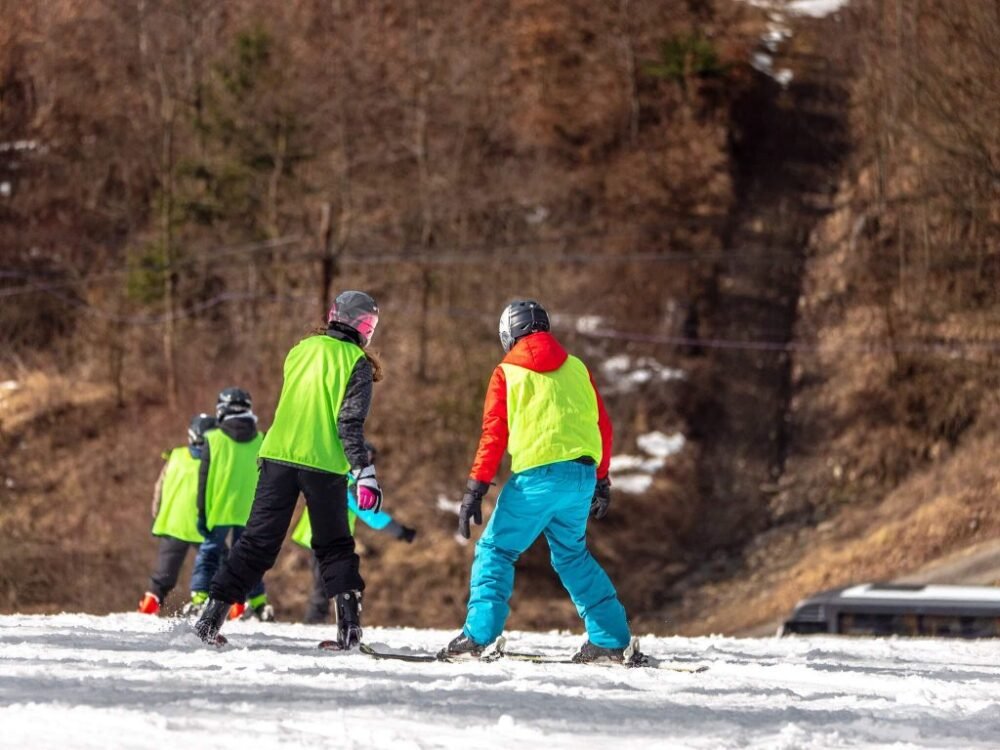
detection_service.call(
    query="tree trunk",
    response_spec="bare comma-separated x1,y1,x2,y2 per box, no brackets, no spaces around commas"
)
161,109,178,407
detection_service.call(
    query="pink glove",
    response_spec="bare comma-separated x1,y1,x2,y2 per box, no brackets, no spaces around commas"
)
354,465,382,512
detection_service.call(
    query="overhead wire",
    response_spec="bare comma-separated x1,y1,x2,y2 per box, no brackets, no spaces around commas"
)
31,283,1000,360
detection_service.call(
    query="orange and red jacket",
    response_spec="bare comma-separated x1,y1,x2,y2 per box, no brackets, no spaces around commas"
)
469,331,612,483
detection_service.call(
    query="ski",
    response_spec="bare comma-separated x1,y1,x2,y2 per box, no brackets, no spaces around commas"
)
493,651,707,672
353,638,707,672
357,642,452,663
356,639,507,663
490,637,708,672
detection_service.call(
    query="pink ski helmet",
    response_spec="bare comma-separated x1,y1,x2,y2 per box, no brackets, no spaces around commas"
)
327,290,380,347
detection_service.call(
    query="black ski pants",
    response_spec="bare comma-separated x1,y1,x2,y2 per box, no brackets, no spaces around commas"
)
210,459,364,604
303,555,331,623
148,536,200,602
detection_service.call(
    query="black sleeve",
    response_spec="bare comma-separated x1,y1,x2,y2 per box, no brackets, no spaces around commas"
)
338,356,373,473
197,439,211,521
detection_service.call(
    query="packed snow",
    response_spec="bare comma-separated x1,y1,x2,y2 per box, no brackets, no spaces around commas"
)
1,613,998,749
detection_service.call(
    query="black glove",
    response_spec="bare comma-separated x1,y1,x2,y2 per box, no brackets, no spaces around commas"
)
590,478,611,520
397,525,417,544
458,479,490,539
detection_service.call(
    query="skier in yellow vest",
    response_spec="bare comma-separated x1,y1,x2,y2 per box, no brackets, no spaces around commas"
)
188,387,269,620
442,300,632,663
195,291,382,648
138,413,216,615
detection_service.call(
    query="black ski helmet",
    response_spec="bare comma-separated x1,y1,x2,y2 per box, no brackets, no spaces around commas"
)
188,413,217,447
216,387,252,420
499,299,550,352
327,290,379,347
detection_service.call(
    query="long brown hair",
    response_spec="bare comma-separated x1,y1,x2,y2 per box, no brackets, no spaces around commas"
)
366,350,385,383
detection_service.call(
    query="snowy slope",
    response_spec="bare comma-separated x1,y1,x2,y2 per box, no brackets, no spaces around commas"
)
1,614,998,749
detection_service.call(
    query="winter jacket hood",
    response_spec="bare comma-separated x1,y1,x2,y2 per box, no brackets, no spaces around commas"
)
219,415,259,443
503,332,568,373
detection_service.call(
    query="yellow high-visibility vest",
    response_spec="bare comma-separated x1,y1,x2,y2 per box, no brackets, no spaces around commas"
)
500,355,602,474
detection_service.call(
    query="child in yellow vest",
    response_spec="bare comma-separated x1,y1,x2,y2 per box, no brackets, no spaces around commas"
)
189,387,269,620
138,414,216,614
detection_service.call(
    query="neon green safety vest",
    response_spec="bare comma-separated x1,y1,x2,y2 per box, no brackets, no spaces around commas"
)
500,355,602,474
291,507,357,550
151,446,204,543
203,428,264,529
258,335,365,475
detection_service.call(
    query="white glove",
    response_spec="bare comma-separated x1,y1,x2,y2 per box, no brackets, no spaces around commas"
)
353,464,382,512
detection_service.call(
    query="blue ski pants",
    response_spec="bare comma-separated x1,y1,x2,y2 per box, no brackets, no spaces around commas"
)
192,526,265,599
463,461,631,649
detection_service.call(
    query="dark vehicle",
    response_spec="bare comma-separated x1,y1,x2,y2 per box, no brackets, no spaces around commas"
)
781,583,1000,638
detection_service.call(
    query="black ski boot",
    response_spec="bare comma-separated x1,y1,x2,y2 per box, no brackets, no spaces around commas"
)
319,590,362,651
571,640,625,664
438,633,485,660
193,598,230,646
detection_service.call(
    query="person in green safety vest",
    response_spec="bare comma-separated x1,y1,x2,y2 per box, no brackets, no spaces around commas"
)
290,442,416,623
187,387,269,621
441,300,634,664
195,290,383,649
138,413,217,615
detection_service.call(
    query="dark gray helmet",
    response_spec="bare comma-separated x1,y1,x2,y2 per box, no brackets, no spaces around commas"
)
327,290,379,347
216,387,252,420
187,413,217,447
498,300,550,352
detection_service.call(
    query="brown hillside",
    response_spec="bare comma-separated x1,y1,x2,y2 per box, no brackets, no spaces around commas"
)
2,0,998,635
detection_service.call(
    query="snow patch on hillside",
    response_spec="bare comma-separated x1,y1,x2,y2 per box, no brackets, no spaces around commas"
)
638,431,685,459
744,1,849,86
600,355,684,394
742,0,849,16
611,431,686,494
788,0,850,17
